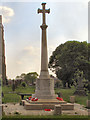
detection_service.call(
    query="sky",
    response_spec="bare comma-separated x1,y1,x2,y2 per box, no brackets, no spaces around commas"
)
0,0,88,79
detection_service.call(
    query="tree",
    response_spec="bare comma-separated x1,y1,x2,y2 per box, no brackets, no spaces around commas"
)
16,73,26,79
24,72,38,85
49,41,90,88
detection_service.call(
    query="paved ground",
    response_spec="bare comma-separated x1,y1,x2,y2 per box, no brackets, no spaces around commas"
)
3,103,89,116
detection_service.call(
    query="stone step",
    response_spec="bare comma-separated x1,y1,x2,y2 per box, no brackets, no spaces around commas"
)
24,101,74,110
22,99,67,105
61,103,74,110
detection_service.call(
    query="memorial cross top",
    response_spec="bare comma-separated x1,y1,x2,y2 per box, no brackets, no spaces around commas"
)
38,3,50,24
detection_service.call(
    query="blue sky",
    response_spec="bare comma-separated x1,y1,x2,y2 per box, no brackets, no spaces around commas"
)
0,1,88,79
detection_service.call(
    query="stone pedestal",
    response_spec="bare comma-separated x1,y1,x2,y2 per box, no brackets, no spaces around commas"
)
33,78,57,99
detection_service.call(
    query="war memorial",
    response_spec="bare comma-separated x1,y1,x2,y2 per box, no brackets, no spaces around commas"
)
0,2,89,118
21,3,74,111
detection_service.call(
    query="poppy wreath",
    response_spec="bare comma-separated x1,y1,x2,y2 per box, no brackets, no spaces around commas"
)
28,96,32,100
26,96,38,101
56,97,63,101
44,109,52,111
31,97,38,101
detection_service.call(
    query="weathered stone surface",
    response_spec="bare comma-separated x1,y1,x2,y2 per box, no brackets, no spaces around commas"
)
70,96,75,103
54,105,62,115
24,103,43,110
33,78,57,99
24,100,74,110
61,103,74,110
30,99,67,104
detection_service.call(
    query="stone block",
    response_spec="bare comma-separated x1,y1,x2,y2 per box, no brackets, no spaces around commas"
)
21,100,25,106
24,104,43,110
70,96,75,103
43,104,54,109
61,103,74,110
86,100,90,108
54,105,62,115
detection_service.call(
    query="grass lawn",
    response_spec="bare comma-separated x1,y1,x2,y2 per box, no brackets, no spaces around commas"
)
2,85,88,107
2,115,89,120
55,87,88,106
2,85,35,103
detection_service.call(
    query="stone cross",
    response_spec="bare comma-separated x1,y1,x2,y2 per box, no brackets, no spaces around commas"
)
38,3,50,24
38,3,50,74
33,3,56,99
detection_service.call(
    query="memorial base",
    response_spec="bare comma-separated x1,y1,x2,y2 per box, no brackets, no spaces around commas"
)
22,99,74,110
32,74,57,99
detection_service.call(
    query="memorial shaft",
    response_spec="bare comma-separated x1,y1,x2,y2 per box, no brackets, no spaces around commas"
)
38,3,50,72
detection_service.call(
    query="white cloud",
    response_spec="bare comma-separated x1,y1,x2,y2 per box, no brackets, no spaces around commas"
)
23,46,40,56
0,6,14,23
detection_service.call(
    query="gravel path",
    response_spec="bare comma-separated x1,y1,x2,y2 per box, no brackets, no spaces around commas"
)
3,103,89,116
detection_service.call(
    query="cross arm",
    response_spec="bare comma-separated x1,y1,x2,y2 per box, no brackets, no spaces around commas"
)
38,8,43,14
45,9,50,14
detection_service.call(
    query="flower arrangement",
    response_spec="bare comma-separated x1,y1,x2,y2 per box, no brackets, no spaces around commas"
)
56,97,63,101
26,96,38,101
44,109,52,111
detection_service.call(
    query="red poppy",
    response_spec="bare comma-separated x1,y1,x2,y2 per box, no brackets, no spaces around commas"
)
28,96,32,100
34,98,38,101
56,97,63,101
44,109,52,111
31,98,35,101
